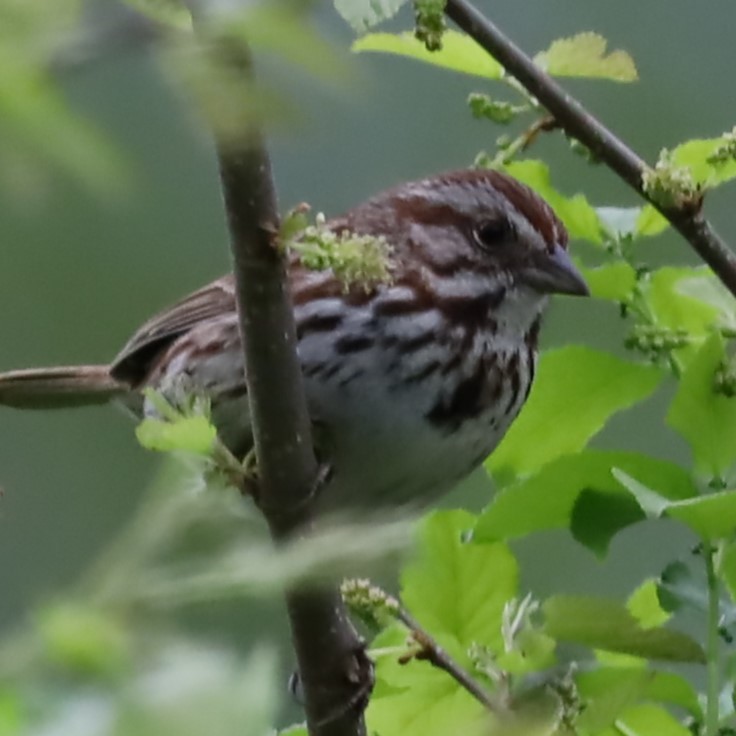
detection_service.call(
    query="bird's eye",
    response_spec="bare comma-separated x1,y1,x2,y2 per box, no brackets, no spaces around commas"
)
473,218,515,250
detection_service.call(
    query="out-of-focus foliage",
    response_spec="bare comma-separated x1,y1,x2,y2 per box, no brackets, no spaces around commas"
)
4,2,736,736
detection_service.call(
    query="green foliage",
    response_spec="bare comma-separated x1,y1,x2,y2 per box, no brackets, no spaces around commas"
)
487,347,664,480
5,4,736,736
533,32,638,82
280,207,395,291
353,30,505,79
413,0,446,51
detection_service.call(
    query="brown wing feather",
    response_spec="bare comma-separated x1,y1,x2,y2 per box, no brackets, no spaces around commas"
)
110,275,237,384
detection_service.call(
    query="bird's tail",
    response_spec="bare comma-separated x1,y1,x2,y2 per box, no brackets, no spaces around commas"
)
0,365,128,409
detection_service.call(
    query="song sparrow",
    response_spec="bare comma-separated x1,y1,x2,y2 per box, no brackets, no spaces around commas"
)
0,169,587,511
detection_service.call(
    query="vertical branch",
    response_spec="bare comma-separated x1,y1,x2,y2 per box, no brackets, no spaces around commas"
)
202,36,371,736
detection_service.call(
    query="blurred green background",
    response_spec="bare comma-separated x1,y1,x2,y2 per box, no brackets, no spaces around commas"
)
1,0,734,658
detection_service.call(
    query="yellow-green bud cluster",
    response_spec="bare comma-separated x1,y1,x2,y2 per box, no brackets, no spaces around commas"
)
413,0,447,51
707,126,736,166
341,578,399,629
642,149,699,210
624,325,691,356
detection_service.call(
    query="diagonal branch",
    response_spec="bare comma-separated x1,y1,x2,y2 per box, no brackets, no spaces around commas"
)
445,0,736,298
202,37,371,736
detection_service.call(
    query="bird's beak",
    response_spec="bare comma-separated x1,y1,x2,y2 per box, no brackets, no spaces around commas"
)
520,243,589,297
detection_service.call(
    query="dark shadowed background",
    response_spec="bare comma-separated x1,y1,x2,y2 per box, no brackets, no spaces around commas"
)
1,0,734,656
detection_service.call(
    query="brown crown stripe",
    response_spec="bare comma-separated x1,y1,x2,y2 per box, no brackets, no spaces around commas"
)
485,172,563,253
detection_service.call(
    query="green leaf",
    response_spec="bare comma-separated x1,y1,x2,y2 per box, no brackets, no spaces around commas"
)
577,669,701,733
542,595,705,663
136,415,217,455
648,267,719,339
502,159,603,244
335,0,407,32
476,450,694,543
487,347,663,480
352,30,504,79
615,467,736,539
534,32,638,82
676,271,736,332
666,491,736,539
627,579,672,629
402,510,517,648
636,205,669,237
671,135,736,188
606,702,693,736
667,332,736,477
580,261,637,302
570,489,643,558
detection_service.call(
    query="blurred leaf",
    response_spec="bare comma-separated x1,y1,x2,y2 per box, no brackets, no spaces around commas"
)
667,333,736,477
225,6,353,83
534,32,638,82
581,261,637,302
577,668,701,734
353,30,504,79
543,595,704,663
576,668,653,734
0,691,22,736
402,510,517,648
604,702,693,736
165,36,296,148
36,603,129,677
123,0,191,30
115,645,279,736
136,416,217,455
279,727,308,736
0,64,126,200
476,450,694,542
487,347,663,480
502,159,603,244
335,0,407,32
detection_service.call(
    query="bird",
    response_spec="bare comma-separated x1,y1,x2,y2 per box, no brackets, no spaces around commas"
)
0,168,587,512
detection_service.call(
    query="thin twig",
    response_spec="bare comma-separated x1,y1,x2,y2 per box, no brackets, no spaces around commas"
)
197,26,371,736
395,606,501,712
445,0,736,298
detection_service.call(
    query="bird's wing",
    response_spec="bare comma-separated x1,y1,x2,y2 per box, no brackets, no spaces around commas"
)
110,275,237,385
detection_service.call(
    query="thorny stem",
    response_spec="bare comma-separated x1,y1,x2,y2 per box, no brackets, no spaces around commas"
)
445,0,736,299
